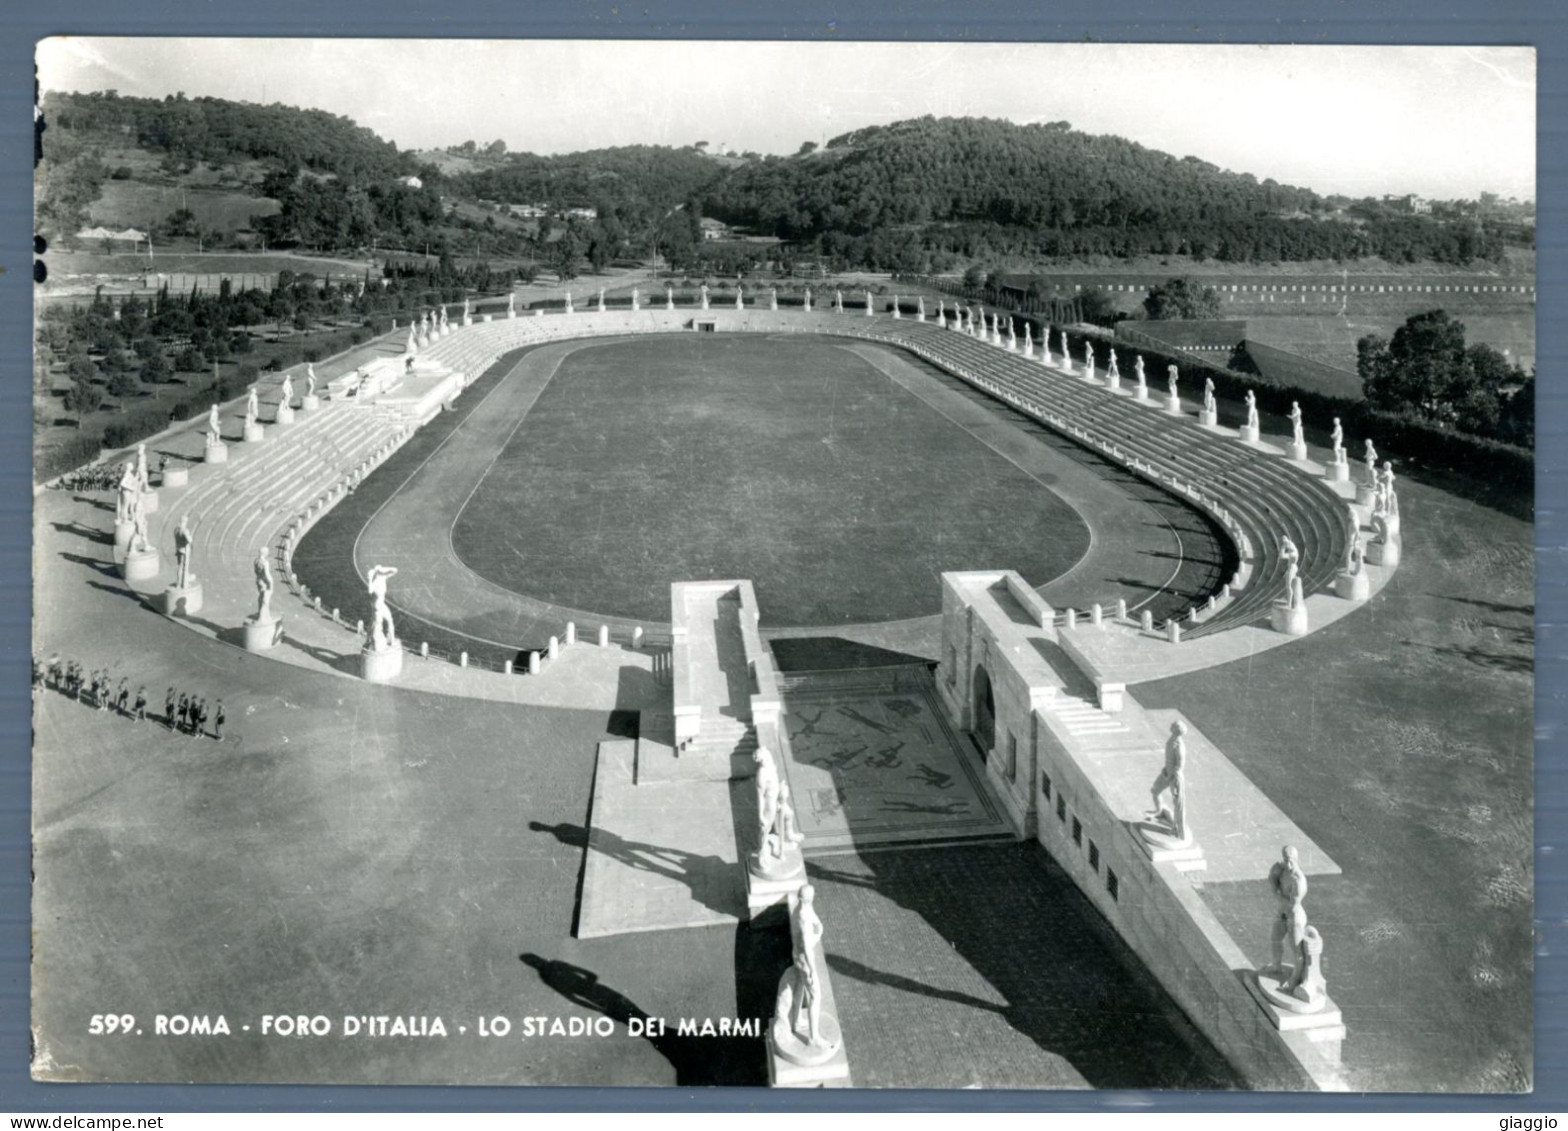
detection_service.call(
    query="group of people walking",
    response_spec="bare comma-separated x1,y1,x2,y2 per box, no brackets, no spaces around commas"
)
35,655,226,740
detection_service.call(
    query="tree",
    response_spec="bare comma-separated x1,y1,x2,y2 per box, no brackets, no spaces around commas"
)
1143,277,1221,320
962,263,986,293
107,370,140,399
1358,309,1529,440
63,371,102,419
796,141,818,156
486,139,508,157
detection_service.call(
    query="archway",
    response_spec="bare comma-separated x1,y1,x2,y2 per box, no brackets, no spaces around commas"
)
972,664,996,758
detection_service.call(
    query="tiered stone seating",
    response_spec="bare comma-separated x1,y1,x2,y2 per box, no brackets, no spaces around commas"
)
148,399,413,624
857,320,1350,638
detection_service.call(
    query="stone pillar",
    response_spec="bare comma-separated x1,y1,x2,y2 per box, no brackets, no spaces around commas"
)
598,625,610,647
547,636,559,661
565,621,577,646
528,650,541,675
632,626,644,649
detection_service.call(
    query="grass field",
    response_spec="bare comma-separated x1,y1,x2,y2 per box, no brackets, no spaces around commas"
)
87,179,279,234
449,335,1092,626
44,250,372,279
1244,311,1536,373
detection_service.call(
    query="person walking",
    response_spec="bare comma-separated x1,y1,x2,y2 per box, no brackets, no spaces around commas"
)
133,686,147,722
177,692,190,733
194,698,209,739
165,687,177,730
212,700,226,742
115,678,130,716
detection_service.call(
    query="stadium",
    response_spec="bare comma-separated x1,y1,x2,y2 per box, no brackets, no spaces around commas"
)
31,291,1532,1092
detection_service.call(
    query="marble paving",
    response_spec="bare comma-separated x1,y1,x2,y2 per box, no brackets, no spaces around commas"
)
778,667,1014,853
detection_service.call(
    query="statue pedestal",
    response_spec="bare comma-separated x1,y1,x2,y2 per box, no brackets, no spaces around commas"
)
1133,822,1207,872
1106,376,1120,393
242,422,265,444
361,641,405,683
1367,535,1401,567
1355,483,1377,505
766,952,851,1088
1379,513,1401,539
275,404,295,427
120,545,160,582
205,442,228,464
243,614,282,652
1134,386,1151,403
162,466,189,489
1325,461,1349,483
1164,393,1183,416
1246,969,1345,1037
138,489,160,514
159,581,204,617
1335,570,1370,601
1239,424,1261,444
1270,599,1309,636
301,395,321,412
1198,408,1218,428
1287,440,1309,461
746,846,807,919
113,520,133,552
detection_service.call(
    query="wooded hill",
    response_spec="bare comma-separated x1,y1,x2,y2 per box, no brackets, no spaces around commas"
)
702,117,1512,268
38,93,1519,272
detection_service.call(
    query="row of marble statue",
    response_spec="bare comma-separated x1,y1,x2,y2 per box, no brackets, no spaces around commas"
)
750,745,839,1064
1140,721,1328,1012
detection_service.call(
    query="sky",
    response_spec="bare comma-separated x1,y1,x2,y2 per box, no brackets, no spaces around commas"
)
36,39,1536,201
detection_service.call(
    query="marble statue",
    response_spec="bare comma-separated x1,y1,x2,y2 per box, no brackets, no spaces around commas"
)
1147,720,1188,843
1082,340,1093,373
463,295,472,319
1289,574,1305,610
597,289,605,312
1024,324,1033,353
666,286,675,311
128,493,150,554
1281,535,1301,595
1059,328,1070,363
700,283,710,310
507,291,516,315
865,291,873,315
1107,351,1120,381
1283,925,1328,1005
244,386,260,427
1203,378,1216,413
1330,417,1346,464
917,296,925,319
1290,401,1304,447
803,287,812,312
116,461,139,524
1245,389,1259,429
1375,462,1400,518
1167,364,1179,395
735,286,744,310
306,368,317,398
753,746,781,858
630,287,639,311
834,290,843,313
367,564,399,652
405,324,417,354
1135,355,1146,392
773,884,834,1055
207,403,222,442
253,547,274,623
280,373,294,408
134,442,150,492
564,292,574,314
1363,440,1380,488
439,305,449,328
1346,527,1365,576
1268,846,1310,983
174,514,195,589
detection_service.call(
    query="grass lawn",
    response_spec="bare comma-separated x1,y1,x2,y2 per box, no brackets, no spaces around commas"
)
87,179,279,234
450,334,1092,626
